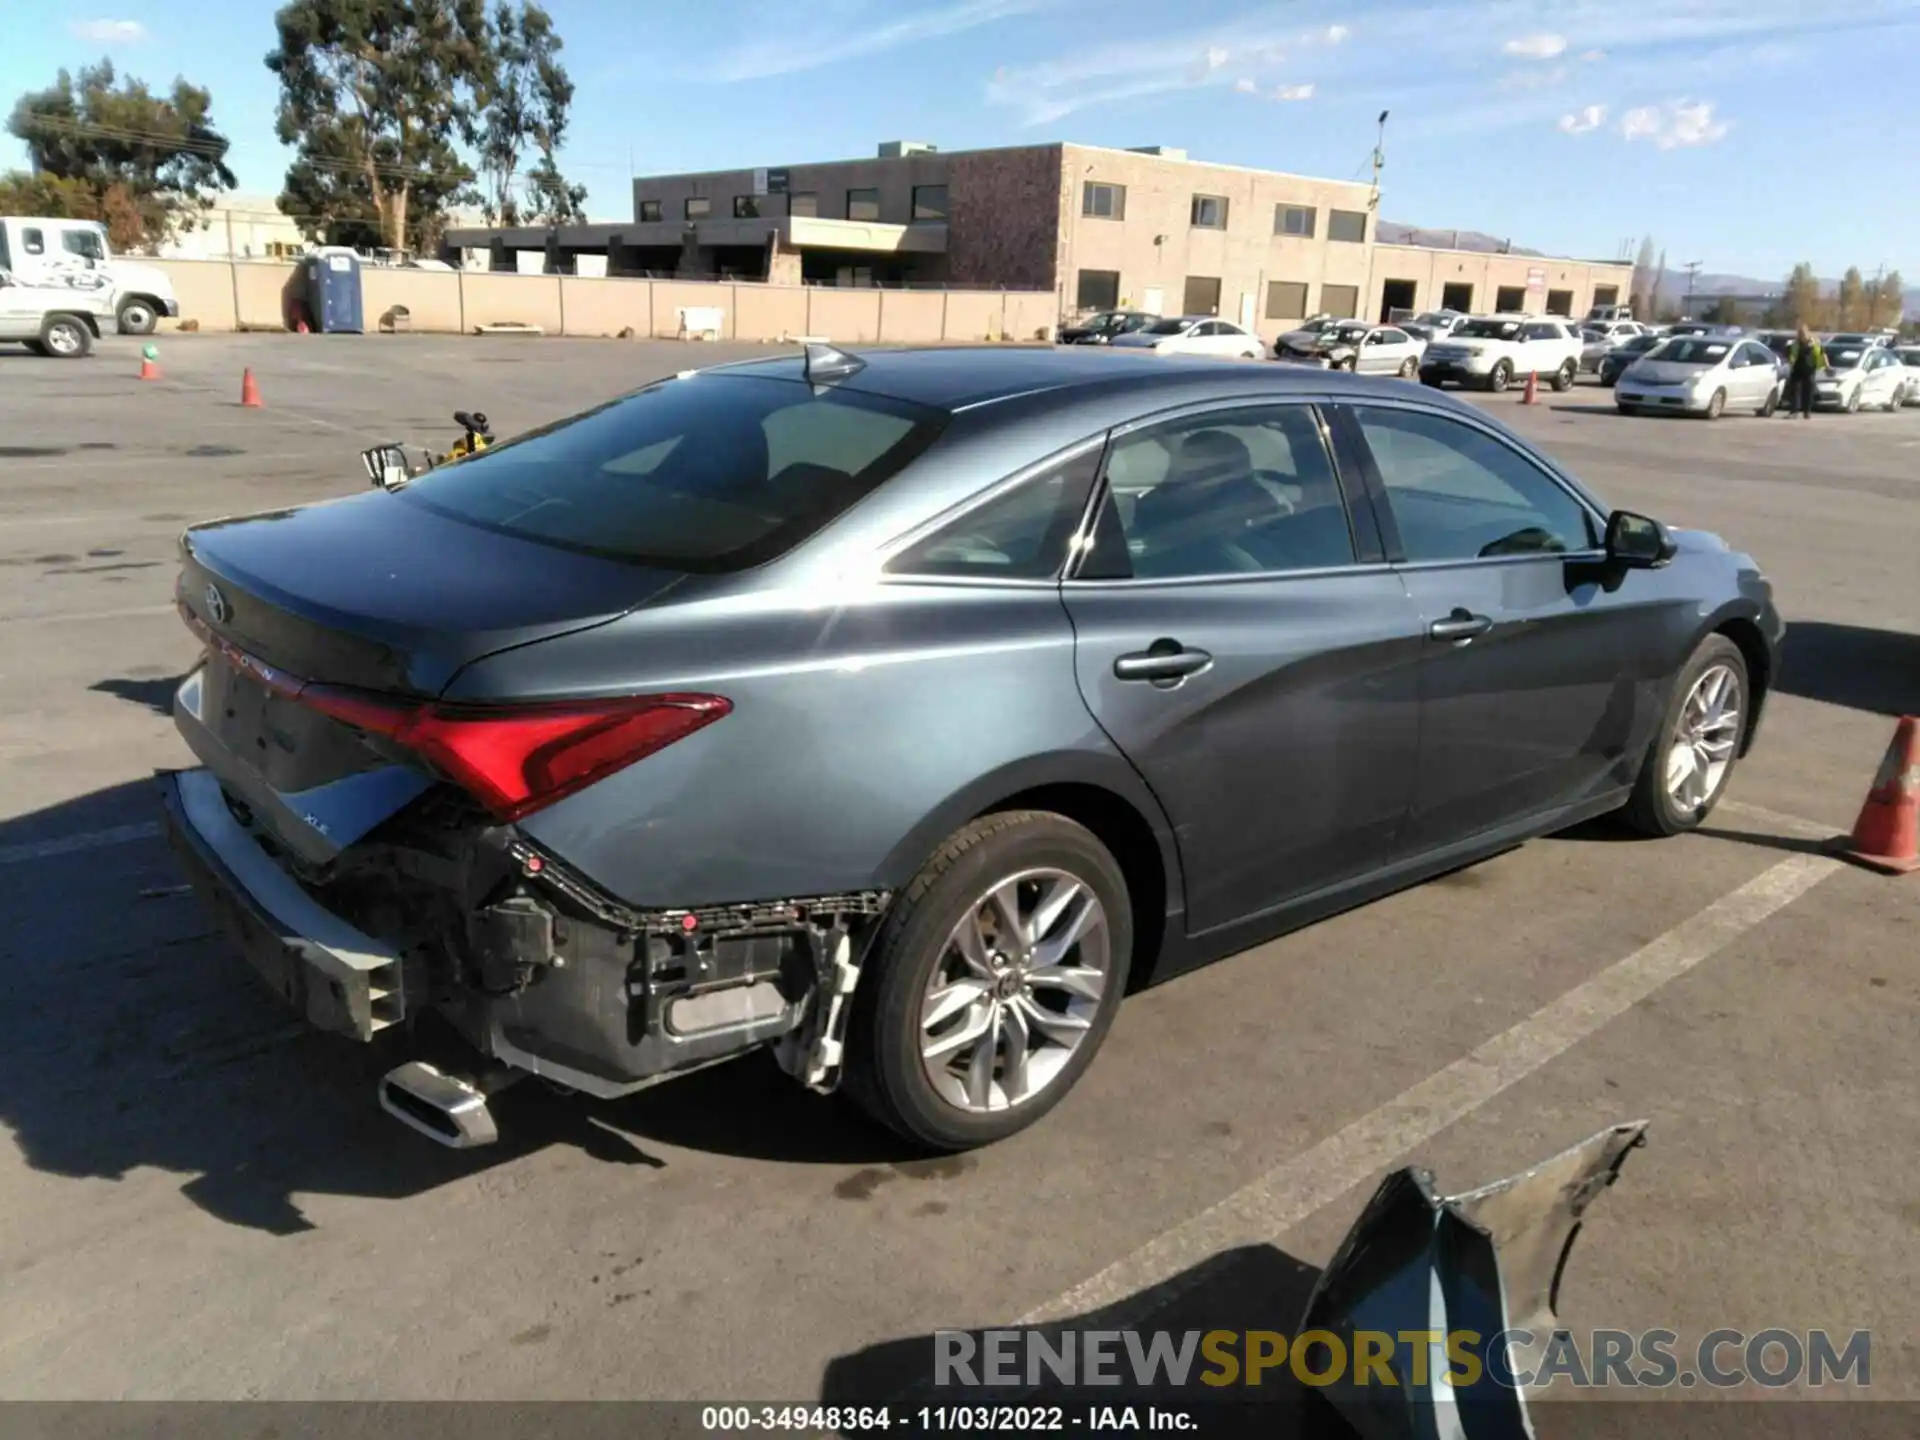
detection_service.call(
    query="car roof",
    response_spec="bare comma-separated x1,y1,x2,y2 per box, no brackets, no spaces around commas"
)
701,344,1419,413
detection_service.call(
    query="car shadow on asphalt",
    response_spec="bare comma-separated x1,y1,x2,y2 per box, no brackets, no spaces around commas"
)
818,1242,1348,1432
0,775,911,1237
1775,619,1920,716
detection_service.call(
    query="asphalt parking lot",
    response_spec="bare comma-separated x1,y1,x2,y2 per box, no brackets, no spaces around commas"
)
1,333,1916,1425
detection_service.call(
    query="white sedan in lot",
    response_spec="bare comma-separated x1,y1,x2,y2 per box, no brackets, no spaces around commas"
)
1813,343,1908,412
1615,336,1784,418
1109,315,1267,360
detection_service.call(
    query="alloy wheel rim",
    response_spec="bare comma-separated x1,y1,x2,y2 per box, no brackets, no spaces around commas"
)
1664,663,1742,814
918,867,1110,1114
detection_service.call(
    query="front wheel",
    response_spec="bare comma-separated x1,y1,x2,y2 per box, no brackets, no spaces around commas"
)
1551,360,1576,392
1621,635,1748,836
842,811,1133,1150
1487,361,1512,393
115,298,159,335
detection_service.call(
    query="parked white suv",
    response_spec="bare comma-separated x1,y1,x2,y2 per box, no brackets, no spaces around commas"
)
1419,315,1584,393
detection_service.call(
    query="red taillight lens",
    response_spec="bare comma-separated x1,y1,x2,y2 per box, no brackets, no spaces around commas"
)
395,695,730,821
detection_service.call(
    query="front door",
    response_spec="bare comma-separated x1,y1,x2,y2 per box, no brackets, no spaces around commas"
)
1338,401,1657,850
1062,400,1424,935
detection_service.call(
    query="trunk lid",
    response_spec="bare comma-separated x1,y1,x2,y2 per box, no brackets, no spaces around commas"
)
174,490,687,865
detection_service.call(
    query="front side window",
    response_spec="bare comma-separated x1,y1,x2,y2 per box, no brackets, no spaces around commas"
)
1083,182,1125,219
1086,405,1355,580
846,188,881,221
685,197,711,220
1351,406,1595,563
888,448,1101,580
398,374,946,573
1190,194,1229,229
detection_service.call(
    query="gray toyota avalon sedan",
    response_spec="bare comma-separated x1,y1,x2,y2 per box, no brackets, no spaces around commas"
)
160,344,1782,1152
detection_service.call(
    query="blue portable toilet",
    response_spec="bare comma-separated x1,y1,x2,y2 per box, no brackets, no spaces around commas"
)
303,247,364,333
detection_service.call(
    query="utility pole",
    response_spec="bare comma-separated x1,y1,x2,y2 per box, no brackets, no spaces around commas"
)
1683,260,1703,318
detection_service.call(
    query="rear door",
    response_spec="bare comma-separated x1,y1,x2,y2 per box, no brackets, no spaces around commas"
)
1335,399,1655,850
1061,398,1424,936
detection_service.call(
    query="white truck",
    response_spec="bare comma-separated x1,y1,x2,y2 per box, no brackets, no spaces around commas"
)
0,216,180,335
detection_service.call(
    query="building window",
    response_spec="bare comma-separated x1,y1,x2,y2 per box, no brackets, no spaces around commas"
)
685,197,711,220
1190,194,1229,229
846,188,881,221
1082,181,1126,220
1593,284,1620,307
1183,275,1222,316
1275,204,1316,238
1077,270,1121,310
1545,289,1573,316
1266,280,1309,320
1441,281,1473,312
911,185,948,222
1327,209,1368,244
788,191,818,218
1320,284,1360,319
733,196,761,219
638,199,662,222
1495,285,1526,312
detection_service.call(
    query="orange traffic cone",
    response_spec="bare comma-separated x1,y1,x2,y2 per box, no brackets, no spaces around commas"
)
240,368,262,408
1841,716,1920,873
137,357,159,381
1521,369,1539,405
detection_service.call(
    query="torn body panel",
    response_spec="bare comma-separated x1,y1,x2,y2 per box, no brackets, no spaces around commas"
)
1301,1121,1650,1440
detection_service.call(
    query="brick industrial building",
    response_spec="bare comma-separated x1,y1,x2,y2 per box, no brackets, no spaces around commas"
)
445,139,1635,329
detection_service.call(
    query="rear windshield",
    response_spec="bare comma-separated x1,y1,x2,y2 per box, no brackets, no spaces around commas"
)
397,374,945,571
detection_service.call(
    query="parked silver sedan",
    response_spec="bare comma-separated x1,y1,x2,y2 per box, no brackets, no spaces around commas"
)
1616,336,1785,419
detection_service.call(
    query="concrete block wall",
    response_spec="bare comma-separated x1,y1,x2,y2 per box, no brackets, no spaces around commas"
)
144,258,1054,345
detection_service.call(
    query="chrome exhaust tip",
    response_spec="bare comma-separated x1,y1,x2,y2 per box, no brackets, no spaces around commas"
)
379,1061,500,1148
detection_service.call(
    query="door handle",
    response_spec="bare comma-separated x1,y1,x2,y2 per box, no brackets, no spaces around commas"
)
1114,639,1213,683
1428,610,1494,643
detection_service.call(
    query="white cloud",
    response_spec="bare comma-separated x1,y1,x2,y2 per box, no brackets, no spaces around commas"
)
1620,98,1731,148
1503,33,1568,59
1558,104,1608,133
69,18,148,43
717,0,1052,81
1275,82,1316,101
1234,77,1259,93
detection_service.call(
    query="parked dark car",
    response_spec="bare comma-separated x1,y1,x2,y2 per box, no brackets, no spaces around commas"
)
1057,309,1157,344
160,345,1782,1153
1596,332,1664,387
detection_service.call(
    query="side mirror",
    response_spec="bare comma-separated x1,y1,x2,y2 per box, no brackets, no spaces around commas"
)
1605,510,1677,568
360,443,413,490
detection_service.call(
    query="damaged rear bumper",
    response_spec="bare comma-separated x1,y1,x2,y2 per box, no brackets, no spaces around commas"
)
159,765,890,1108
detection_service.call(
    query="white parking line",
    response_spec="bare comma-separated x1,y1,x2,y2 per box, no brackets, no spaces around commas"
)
1019,847,1840,1328
0,820,162,867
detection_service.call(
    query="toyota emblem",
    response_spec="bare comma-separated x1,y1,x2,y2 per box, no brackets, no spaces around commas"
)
204,583,230,626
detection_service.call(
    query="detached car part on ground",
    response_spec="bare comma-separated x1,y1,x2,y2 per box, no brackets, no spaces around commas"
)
160,343,1780,1152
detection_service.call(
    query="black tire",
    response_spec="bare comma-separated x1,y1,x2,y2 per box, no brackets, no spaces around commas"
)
1620,634,1749,837
1703,388,1726,420
842,811,1133,1150
40,315,93,360
1551,360,1575,393
115,297,159,335
1487,361,1512,393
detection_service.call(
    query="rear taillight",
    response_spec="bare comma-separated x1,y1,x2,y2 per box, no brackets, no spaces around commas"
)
303,683,729,822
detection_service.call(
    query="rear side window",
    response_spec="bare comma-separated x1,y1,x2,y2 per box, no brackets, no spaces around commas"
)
399,375,945,572
888,447,1102,580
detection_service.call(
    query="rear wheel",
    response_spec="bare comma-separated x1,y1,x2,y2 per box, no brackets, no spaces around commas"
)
842,812,1133,1150
1487,361,1512,393
1621,635,1748,836
1551,359,1576,392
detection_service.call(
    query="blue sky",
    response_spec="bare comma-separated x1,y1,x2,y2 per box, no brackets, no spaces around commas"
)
7,0,1919,278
